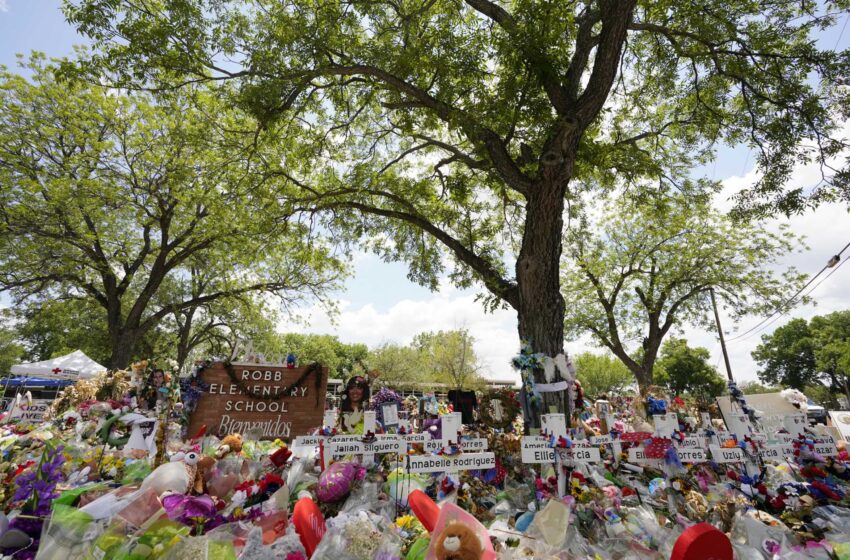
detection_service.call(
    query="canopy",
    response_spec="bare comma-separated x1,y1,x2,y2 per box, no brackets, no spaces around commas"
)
9,350,106,380
0,377,75,389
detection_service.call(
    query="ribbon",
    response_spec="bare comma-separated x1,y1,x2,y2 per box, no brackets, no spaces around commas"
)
534,381,569,393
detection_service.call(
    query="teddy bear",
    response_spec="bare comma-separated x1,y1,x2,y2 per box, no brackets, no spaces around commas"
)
216,433,244,458
434,521,483,560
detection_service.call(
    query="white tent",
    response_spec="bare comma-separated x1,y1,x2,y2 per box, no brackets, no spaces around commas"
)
10,350,106,380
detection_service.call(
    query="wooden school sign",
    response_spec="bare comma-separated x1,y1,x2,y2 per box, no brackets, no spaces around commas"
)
187,362,328,440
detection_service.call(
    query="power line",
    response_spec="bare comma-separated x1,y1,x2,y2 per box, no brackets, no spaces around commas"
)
834,13,849,51
724,239,850,343
727,256,849,344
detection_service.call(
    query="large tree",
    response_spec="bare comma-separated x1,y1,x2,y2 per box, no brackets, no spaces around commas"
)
752,318,818,390
65,0,849,418
0,310,25,376
0,59,345,368
753,312,850,402
574,351,634,398
563,190,804,389
655,338,726,405
414,329,484,391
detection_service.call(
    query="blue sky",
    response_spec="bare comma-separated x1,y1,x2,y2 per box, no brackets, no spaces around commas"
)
1,1,849,383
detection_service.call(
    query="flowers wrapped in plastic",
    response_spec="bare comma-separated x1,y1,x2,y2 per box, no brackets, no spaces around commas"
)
311,510,403,560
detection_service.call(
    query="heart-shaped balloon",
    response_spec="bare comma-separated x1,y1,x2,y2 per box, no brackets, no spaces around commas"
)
317,462,359,503
408,489,440,533
671,523,732,560
292,497,325,557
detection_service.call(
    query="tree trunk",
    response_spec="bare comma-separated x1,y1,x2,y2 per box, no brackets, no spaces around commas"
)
175,309,195,374
516,176,570,429
108,328,139,370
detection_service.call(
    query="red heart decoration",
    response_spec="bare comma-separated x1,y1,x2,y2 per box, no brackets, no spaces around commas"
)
408,489,440,533
645,437,673,459
292,497,325,557
619,431,652,442
671,523,732,560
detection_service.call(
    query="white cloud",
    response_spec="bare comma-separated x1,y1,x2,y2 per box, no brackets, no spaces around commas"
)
291,286,523,383
0,0,8,12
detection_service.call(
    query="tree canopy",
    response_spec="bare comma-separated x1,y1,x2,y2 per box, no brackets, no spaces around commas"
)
413,329,484,391
60,0,850,418
753,311,850,402
0,59,345,368
655,338,726,405
574,352,634,399
562,190,805,388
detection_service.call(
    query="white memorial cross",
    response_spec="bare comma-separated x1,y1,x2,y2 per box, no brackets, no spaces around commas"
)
541,413,568,497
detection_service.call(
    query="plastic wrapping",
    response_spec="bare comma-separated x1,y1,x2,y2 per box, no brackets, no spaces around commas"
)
36,504,102,560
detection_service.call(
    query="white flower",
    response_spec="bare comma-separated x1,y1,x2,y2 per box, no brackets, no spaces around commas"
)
232,490,247,506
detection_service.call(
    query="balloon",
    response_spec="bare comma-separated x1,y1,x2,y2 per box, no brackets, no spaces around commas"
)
671,523,732,560
317,462,360,503
408,489,440,533
515,511,534,532
292,497,325,557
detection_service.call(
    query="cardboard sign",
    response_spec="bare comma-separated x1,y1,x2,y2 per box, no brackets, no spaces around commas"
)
784,413,807,437
710,446,744,463
441,413,462,442
381,404,399,427
556,447,601,464
723,412,753,437
521,437,555,463
406,452,496,473
187,362,328,440
7,399,51,423
322,409,338,428
541,413,567,438
653,413,679,435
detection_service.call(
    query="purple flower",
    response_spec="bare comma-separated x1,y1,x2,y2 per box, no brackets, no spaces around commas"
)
162,494,217,527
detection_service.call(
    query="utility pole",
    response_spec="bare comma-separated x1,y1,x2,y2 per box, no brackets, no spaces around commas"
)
710,287,734,382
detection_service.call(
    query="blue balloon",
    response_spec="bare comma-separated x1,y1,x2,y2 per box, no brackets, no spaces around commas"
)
516,511,535,532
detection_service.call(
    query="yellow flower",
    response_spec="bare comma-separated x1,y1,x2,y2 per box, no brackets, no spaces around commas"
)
395,515,416,530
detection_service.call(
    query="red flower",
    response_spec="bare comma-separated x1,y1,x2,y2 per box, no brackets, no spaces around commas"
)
258,473,285,495
726,470,739,481
270,446,292,468
801,465,827,479
234,480,256,496
811,481,841,501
